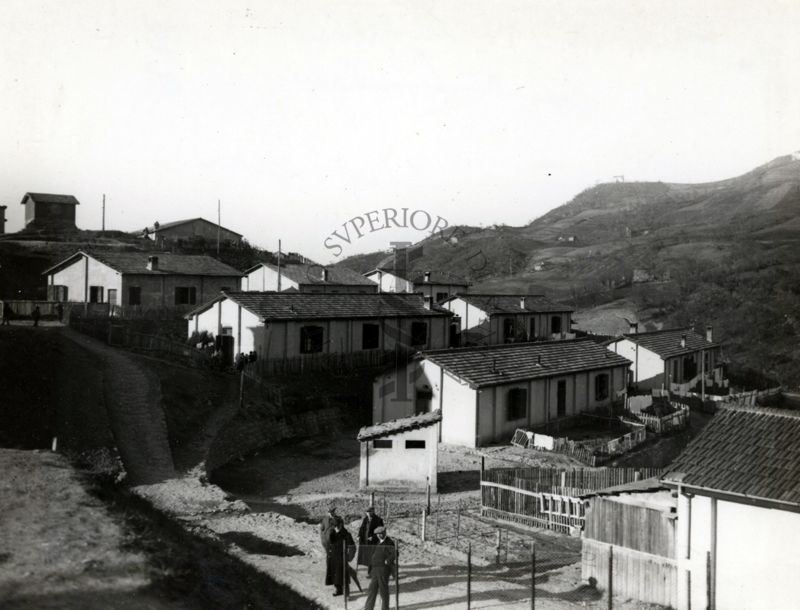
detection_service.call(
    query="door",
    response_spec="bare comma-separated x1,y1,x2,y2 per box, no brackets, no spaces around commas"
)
557,380,567,417
107,289,117,306
415,388,433,414
218,335,235,367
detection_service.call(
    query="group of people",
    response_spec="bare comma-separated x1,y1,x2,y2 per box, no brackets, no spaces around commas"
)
319,503,396,610
0,303,52,326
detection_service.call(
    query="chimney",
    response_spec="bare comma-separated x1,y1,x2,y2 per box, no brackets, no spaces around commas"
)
680,333,687,348
536,354,542,366
520,296,526,310
147,255,159,271
492,358,497,373
0,205,6,234
321,267,329,282
424,271,431,283
706,325,713,343
629,321,638,334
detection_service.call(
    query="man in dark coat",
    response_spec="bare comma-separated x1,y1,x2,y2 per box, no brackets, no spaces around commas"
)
319,505,337,551
32,305,41,327
357,505,384,566
364,526,396,610
324,517,356,596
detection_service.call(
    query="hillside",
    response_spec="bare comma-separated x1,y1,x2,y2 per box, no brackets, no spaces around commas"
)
337,154,800,387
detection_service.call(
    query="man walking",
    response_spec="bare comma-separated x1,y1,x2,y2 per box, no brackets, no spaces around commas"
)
364,525,396,610
32,305,41,327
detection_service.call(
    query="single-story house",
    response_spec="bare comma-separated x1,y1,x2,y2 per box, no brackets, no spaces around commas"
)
186,292,453,363
372,338,631,447
141,217,243,245
357,411,440,492
662,406,800,610
42,250,243,309
440,294,575,346
241,261,377,293
407,270,470,303
605,326,722,391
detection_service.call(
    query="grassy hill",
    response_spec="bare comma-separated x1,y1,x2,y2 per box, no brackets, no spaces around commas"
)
337,154,800,387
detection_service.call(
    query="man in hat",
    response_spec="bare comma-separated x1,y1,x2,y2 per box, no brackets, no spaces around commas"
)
357,505,384,567
364,525,396,610
325,517,356,597
319,504,338,551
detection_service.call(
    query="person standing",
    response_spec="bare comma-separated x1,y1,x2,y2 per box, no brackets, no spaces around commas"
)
319,505,338,551
56,302,64,323
325,517,356,597
357,505,384,567
364,525,396,610
32,305,41,327
1,302,11,325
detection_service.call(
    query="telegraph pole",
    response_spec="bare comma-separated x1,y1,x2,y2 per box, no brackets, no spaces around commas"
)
217,199,221,256
277,239,282,291
102,194,106,235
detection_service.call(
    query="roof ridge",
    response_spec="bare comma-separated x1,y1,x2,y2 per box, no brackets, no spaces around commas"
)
625,326,694,337
719,404,800,419
422,337,592,356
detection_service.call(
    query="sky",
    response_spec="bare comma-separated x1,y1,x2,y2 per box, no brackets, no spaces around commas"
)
1,0,799,263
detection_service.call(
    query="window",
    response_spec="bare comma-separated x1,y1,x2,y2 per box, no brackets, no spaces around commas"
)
594,374,609,401
503,318,515,343
373,440,392,449
405,440,426,449
89,286,104,303
175,286,197,305
300,325,324,353
221,326,233,336
550,315,562,335
54,285,68,301
506,388,527,421
128,286,141,306
415,388,433,415
435,292,449,302
410,321,428,346
557,380,567,417
672,360,679,381
107,289,117,306
362,323,380,350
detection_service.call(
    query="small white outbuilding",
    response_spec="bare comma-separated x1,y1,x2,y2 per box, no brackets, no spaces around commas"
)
357,411,441,493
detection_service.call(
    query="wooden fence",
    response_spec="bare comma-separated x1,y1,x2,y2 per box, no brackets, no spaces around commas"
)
636,404,690,434
1,299,64,318
480,466,662,534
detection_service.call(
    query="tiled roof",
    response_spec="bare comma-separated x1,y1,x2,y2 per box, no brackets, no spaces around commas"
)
410,271,470,286
246,262,375,286
421,338,631,388
663,406,800,506
579,477,668,499
218,292,453,321
444,294,573,314
149,217,243,238
621,327,718,358
21,192,80,205
357,411,442,441
43,250,242,277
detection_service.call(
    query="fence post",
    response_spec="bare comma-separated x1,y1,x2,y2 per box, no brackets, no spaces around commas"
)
421,509,426,542
456,503,462,548
530,541,535,610
495,529,501,565
371,490,375,509
426,479,431,515
395,541,400,610
343,542,348,609
467,541,472,610
434,497,440,543
607,545,613,610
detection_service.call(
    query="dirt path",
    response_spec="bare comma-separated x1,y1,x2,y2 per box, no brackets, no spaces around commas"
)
62,328,176,485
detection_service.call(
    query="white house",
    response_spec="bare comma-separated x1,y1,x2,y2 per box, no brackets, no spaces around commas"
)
42,250,242,309
663,406,800,610
241,261,376,293
357,411,440,492
605,325,723,392
372,339,631,447
440,294,575,346
186,292,453,365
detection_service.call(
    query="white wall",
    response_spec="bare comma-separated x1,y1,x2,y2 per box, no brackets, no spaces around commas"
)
241,265,299,291
49,254,122,303
442,298,489,331
359,424,439,491
187,298,261,356
676,493,800,610
364,270,413,293
608,338,665,388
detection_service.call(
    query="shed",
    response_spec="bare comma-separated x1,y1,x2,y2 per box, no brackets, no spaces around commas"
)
357,411,441,492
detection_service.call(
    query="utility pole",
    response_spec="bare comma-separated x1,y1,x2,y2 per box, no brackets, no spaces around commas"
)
277,239,282,291
217,199,221,256
102,194,106,235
